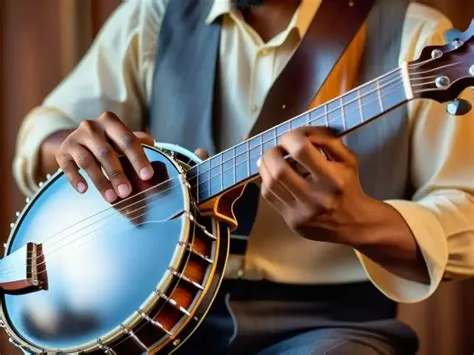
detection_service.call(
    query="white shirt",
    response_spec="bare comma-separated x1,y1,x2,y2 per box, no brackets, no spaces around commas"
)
13,0,474,304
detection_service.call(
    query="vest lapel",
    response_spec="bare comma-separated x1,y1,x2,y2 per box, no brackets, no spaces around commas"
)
149,0,221,156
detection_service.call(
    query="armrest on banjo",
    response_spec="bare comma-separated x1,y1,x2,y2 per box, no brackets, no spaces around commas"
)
0,243,47,294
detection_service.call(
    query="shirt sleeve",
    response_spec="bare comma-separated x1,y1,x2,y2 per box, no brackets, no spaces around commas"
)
13,0,167,197
356,6,474,303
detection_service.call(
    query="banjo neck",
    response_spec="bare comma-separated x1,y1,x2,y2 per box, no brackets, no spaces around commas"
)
189,64,413,205
190,17,474,206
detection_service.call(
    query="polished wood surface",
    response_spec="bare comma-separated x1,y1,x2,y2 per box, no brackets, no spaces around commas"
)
1,1,474,354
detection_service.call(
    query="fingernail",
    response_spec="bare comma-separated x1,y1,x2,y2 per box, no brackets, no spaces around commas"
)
77,182,87,193
140,166,153,180
256,158,261,167
117,184,130,198
105,189,117,203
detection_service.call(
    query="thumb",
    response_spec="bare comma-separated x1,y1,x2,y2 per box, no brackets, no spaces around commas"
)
194,148,209,160
133,131,155,146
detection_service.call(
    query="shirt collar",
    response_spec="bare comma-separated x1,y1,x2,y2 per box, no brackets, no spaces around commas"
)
205,0,232,24
205,0,322,39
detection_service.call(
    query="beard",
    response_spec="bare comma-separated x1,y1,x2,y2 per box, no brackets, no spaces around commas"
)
232,0,265,10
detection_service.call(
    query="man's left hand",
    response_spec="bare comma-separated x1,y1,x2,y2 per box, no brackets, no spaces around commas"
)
258,126,375,246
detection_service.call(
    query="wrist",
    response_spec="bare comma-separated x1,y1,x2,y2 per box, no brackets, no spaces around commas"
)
36,129,74,182
346,196,414,249
349,196,430,283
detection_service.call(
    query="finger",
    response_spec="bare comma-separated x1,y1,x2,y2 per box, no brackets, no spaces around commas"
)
194,148,209,160
260,181,287,212
280,129,330,180
98,113,154,181
133,131,155,146
69,144,118,203
308,133,357,167
260,147,312,205
56,153,88,194
82,135,131,199
259,155,295,206
299,126,357,166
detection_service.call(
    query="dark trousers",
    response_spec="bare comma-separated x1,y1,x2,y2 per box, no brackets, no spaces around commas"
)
176,280,418,355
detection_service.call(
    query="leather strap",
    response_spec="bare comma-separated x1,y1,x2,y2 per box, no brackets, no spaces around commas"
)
249,0,376,137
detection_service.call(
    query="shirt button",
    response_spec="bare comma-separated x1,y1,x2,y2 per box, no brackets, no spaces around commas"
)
237,269,244,278
250,104,259,113
260,48,270,56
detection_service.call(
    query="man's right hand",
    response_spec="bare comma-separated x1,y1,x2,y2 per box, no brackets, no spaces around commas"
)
54,112,155,203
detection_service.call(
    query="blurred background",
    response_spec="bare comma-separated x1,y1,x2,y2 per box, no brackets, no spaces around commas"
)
0,1,473,354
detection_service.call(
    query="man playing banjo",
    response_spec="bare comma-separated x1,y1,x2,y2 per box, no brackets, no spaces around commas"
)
12,0,474,354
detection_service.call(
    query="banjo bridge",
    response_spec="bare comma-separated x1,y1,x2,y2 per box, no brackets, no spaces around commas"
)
0,242,47,294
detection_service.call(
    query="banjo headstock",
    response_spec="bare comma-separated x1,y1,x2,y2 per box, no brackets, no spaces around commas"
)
408,19,474,115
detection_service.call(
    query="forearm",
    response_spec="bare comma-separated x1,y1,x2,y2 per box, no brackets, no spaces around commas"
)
349,198,430,284
35,129,74,183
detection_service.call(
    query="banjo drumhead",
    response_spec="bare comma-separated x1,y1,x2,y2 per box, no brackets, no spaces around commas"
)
1,146,193,352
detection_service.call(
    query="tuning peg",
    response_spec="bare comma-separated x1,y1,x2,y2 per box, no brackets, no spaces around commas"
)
46,173,51,180
447,99,472,116
25,198,30,203
10,223,14,229
15,211,20,217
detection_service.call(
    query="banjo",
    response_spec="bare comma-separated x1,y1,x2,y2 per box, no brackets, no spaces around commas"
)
1,21,473,355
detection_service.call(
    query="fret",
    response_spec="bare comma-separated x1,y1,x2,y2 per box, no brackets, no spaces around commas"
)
250,154,259,176
196,168,200,202
232,146,236,188
207,154,221,196
324,104,329,127
327,99,344,134
340,98,346,131
339,89,364,134
249,136,262,176
359,81,381,123
222,149,234,190
198,159,211,201
220,157,223,191
357,89,364,122
308,105,324,128
262,129,275,152
246,139,250,177
234,143,247,181
376,79,384,111
210,166,220,196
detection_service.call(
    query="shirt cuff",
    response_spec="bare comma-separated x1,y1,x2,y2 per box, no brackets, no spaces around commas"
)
355,199,448,303
13,107,78,196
